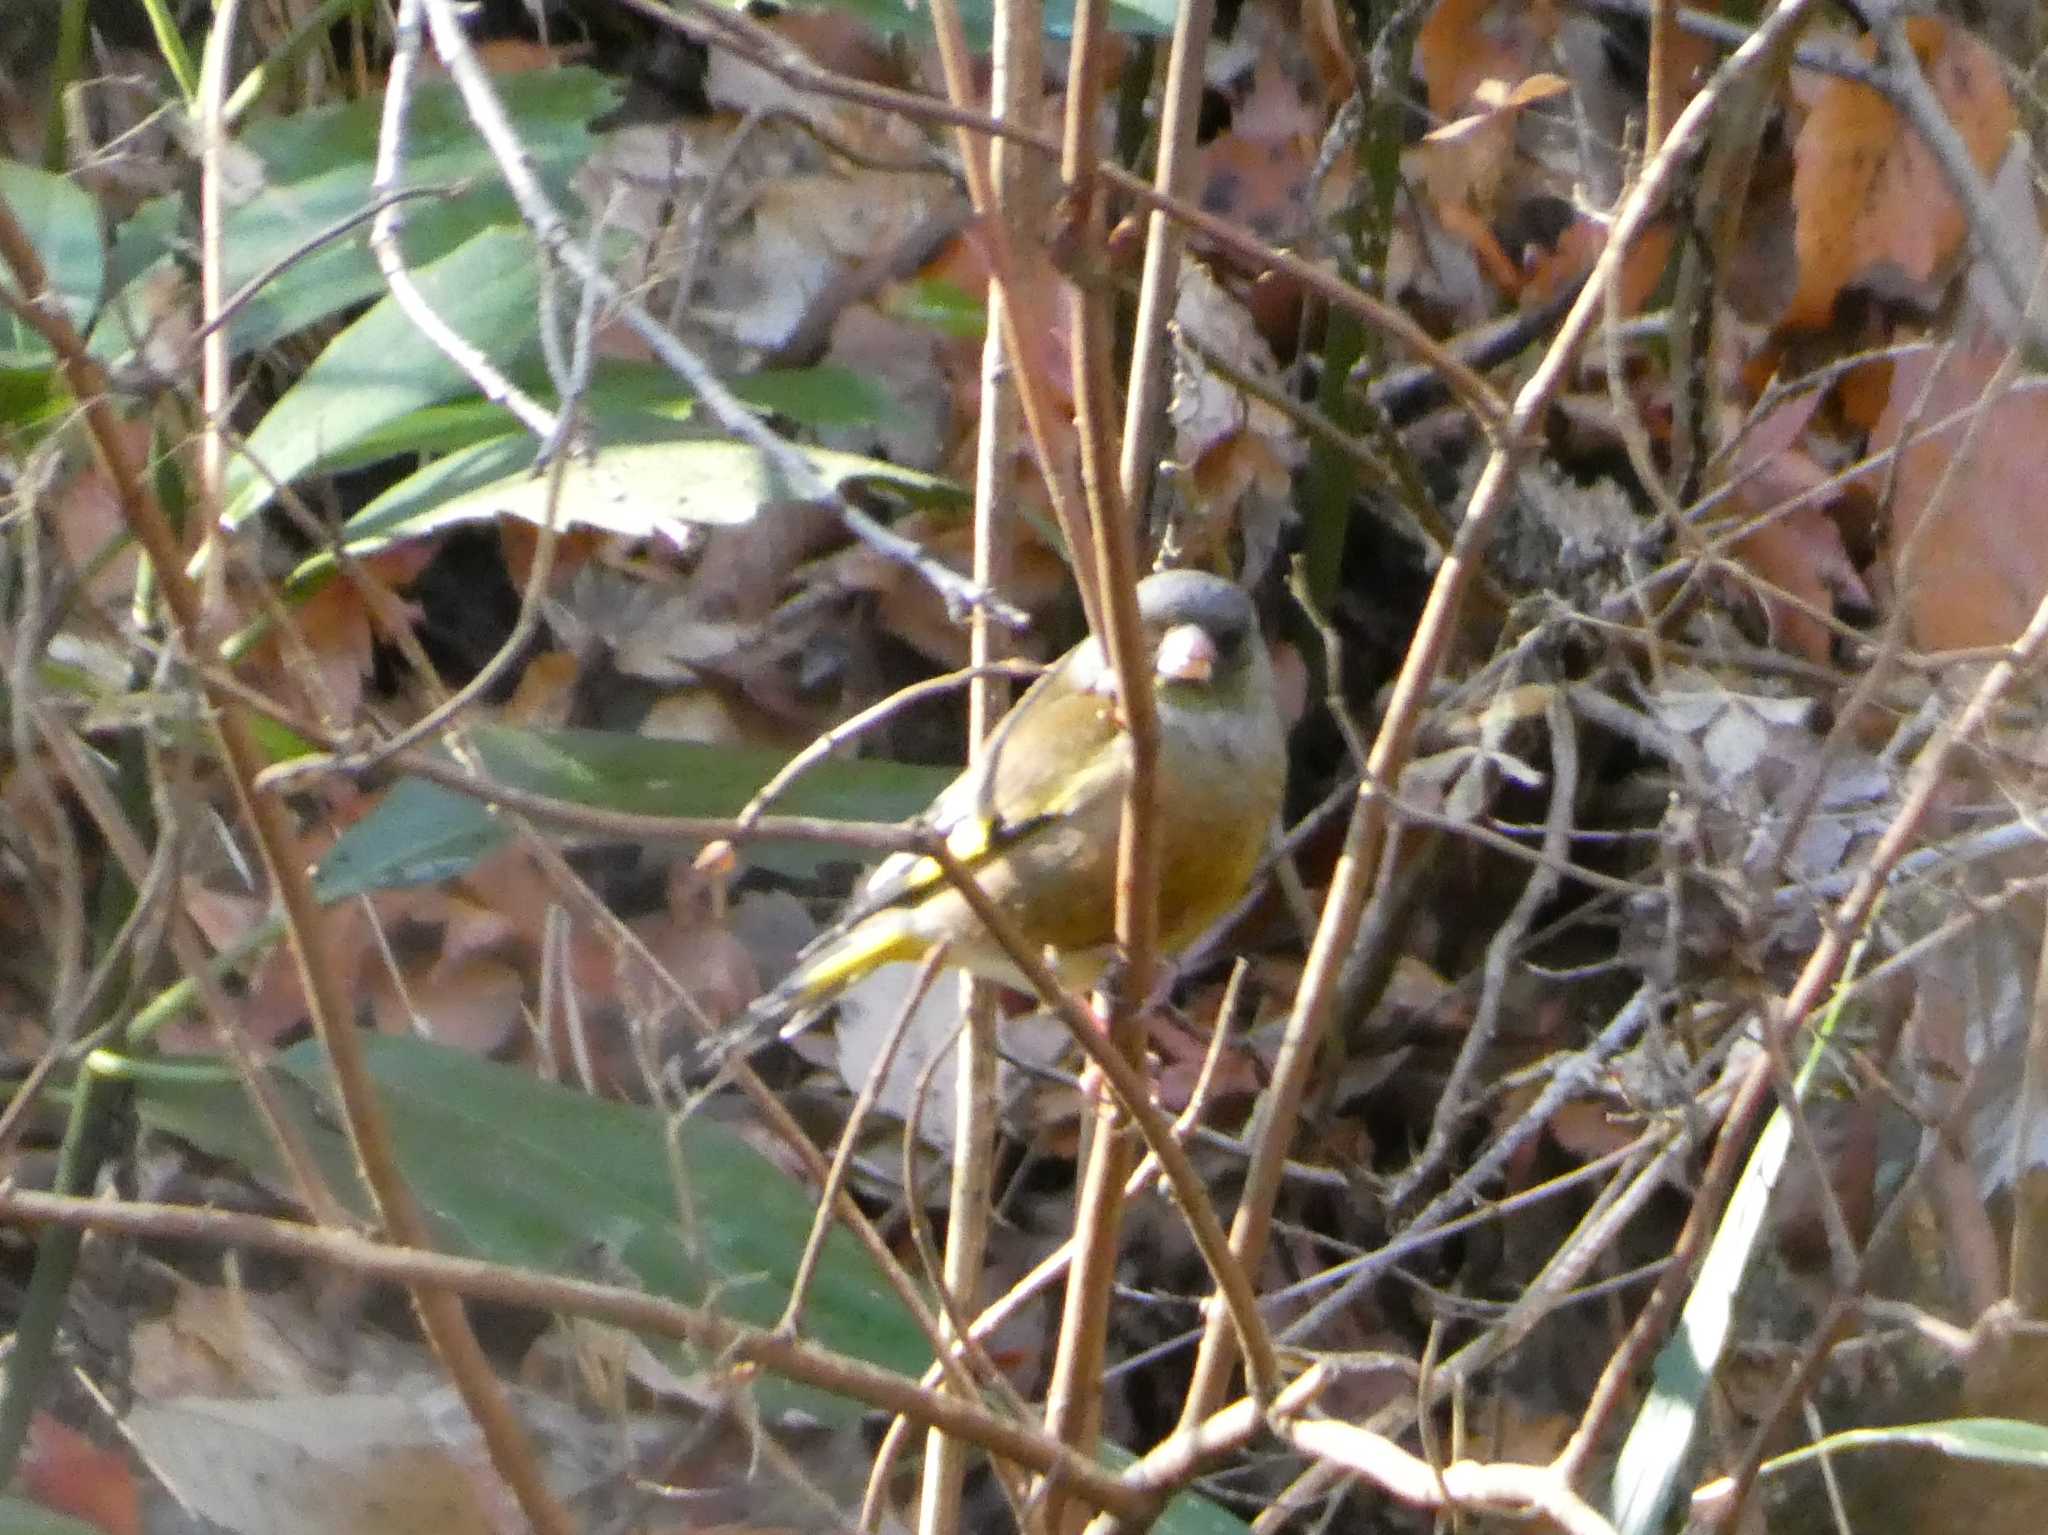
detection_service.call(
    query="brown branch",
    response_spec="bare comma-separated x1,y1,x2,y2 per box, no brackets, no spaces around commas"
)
920,0,1042,1516
919,0,1102,637
0,1186,1156,1522
609,0,1509,435
1040,0,1161,1505
922,843,1280,1407
1174,0,1835,1434
0,168,575,1535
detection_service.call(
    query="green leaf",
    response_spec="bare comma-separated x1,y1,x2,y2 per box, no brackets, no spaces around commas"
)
0,368,61,433
314,393,565,472
312,776,504,901
885,277,987,341
1155,1489,1253,1535
735,363,909,431
1609,928,1876,1533
1756,1417,2048,1479
309,360,904,481
122,1035,932,1423
220,225,547,529
1093,1444,1254,1535
111,68,614,364
99,192,182,302
296,416,964,566
0,160,103,369
313,724,956,902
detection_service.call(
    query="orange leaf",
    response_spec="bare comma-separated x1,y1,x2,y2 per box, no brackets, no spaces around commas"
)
1869,327,2048,649
1415,0,1561,119
19,1414,139,1535
1782,18,2014,330
1725,394,1868,663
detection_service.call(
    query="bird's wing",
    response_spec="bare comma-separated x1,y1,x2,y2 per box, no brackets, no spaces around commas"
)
828,675,1128,935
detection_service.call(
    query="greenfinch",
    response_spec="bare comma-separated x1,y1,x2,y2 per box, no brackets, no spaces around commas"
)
739,569,1288,1040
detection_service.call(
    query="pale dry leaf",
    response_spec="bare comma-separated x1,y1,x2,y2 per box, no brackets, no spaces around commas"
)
818,304,950,470
1962,143,2045,341
833,965,1068,1153
1410,72,1570,218
127,1395,508,1535
130,1281,345,1401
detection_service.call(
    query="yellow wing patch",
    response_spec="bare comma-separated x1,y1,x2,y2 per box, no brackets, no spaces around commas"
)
786,919,922,1008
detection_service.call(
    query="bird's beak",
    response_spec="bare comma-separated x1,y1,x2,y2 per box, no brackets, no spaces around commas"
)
1155,623,1218,685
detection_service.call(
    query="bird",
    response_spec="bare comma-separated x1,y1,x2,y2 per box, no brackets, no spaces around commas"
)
723,568,1290,1056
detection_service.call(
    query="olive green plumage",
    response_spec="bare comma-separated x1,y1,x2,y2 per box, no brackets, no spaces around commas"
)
739,569,1288,1043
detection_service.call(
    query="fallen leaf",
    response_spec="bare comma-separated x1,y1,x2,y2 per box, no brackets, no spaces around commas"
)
1782,18,2014,330
17,1414,139,1535
1415,0,1562,119
1869,325,2048,649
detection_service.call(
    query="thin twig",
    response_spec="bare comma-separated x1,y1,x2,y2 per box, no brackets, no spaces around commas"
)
920,0,1102,637
1695,1068,1980,1530
777,949,948,1339
1875,17,2045,355
0,171,577,1535
346,188,625,773
1042,0,1161,1499
35,713,348,1230
185,181,470,356
1387,687,1580,1216
874,970,1258,1528
196,0,244,598
0,1185,1159,1523
1278,989,1659,1341
1277,1417,1616,1535
418,0,1021,627
920,0,1041,1513
611,0,1510,435
1429,1133,1691,1400
1172,0,1830,1424
1116,0,1213,520
371,0,557,441
1,488,86,1026
922,842,1281,1406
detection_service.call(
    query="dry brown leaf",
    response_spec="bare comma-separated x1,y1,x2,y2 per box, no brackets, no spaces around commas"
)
496,521,597,594
1869,327,2048,649
48,418,149,609
1300,0,1359,100
1522,217,1673,315
1415,0,1562,120
359,914,526,1054
18,1413,139,1535
1727,498,1860,664
130,1281,345,1400
272,580,375,724
1195,51,1320,248
1723,394,1868,663
838,509,1069,669
127,1395,508,1535
499,649,581,728
819,304,951,470
1410,73,1570,218
1546,1098,1638,1160
1782,17,2014,331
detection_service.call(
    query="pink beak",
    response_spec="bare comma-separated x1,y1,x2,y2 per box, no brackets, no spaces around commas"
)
1154,623,1217,686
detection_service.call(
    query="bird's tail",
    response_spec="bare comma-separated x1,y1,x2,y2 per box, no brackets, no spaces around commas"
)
699,915,922,1070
